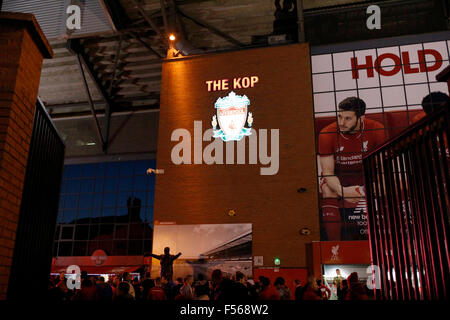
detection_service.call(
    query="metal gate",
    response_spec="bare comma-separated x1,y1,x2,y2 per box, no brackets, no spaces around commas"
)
363,108,449,300
7,98,65,300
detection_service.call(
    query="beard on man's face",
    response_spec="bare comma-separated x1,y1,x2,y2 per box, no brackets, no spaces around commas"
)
339,118,359,133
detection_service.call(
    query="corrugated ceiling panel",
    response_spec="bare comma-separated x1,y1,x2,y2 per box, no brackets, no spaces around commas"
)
2,0,113,39
70,0,114,37
3,0,66,39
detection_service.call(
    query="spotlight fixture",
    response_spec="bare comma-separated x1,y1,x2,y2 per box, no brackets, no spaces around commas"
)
174,39,203,56
169,34,176,41
146,168,164,175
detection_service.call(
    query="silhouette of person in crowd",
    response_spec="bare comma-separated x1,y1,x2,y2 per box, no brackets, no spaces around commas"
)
144,247,181,281
412,91,450,123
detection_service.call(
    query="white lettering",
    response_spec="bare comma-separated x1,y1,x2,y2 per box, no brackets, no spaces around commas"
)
171,128,191,164
366,5,381,30
258,129,280,175
66,5,81,30
66,265,81,290
170,124,279,175
203,129,224,164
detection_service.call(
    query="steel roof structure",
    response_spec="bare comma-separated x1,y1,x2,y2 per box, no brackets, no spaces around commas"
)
1,0,447,157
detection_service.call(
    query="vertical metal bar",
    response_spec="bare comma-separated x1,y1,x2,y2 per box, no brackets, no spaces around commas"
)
375,151,394,299
435,125,450,297
168,0,187,40
382,148,403,299
436,116,450,208
397,149,420,300
394,150,410,299
424,121,448,299
410,136,434,299
390,149,410,299
296,0,306,43
104,37,123,154
397,148,417,300
416,130,441,299
364,154,383,299
411,138,431,299
383,149,399,300
404,141,427,300
167,0,178,34
393,152,411,299
373,152,389,300
76,53,105,148
160,0,169,34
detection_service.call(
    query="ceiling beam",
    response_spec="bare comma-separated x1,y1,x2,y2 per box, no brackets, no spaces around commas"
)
127,32,164,59
67,40,115,109
50,104,160,120
75,52,106,150
108,36,123,97
176,7,244,47
168,0,187,40
132,0,168,50
46,101,106,110
101,0,132,30
67,39,114,153
160,0,170,34
46,93,160,110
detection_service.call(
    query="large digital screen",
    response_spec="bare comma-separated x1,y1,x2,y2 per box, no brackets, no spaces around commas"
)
152,223,252,280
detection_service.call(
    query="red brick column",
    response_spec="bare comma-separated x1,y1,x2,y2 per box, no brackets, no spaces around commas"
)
0,12,53,300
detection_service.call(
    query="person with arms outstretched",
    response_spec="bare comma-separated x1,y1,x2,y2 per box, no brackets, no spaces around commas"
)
144,247,181,281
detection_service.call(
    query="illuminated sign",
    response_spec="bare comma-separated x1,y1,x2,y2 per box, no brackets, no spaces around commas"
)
212,91,253,141
91,249,107,266
170,74,279,175
206,76,259,92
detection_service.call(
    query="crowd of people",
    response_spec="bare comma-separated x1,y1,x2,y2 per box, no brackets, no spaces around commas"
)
47,268,371,301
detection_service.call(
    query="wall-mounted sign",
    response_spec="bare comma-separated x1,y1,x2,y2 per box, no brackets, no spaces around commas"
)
212,91,253,141
206,76,259,92
254,256,263,266
169,73,279,175
90,249,107,266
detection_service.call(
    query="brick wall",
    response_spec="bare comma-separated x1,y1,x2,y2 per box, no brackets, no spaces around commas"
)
0,13,52,300
155,44,319,269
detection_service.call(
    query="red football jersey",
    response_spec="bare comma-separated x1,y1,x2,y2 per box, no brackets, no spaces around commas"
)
318,118,386,187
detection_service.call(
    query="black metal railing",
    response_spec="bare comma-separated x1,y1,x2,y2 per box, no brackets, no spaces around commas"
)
7,98,65,300
363,108,449,300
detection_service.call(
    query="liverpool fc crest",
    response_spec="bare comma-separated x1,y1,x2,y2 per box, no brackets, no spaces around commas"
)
211,91,253,141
